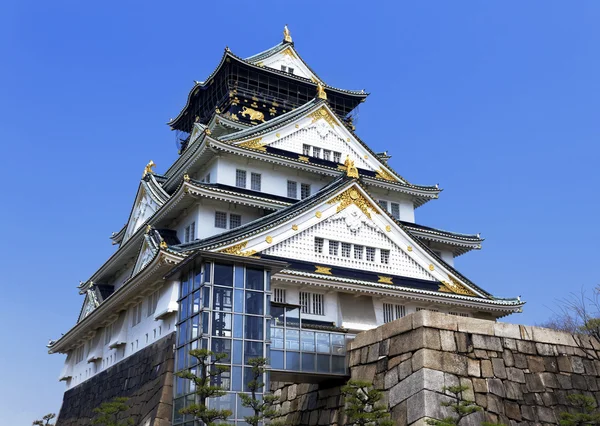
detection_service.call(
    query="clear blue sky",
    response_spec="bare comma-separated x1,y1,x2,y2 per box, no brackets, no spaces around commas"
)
1,1,599,423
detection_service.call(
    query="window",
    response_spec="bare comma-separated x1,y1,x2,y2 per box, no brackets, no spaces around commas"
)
341,242,351,258
312,147,321,158
132,302,142,327
391,203,400,219
449,312,470,317
184,222,196,243
383,303,406,323
300,292,324,315
329,240,339,256
147,290,159,317
104,324,112,346
314,237,324,254
215,211,227,229
281,65,287,72
287,67,294,74
354,245,363,260
323,149,331,161
287,180,297,198
416,307,439,313
205,173,211,183
75,346,84,364
250,173,261,191
333,151,341,163
229,214,241,229
381,249,390,265
366,247,376,262
235,169,247,188
300,183,311,199
302,144,311,156
378,200,388,211
273,288,287,303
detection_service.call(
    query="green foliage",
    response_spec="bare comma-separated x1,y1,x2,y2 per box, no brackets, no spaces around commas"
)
176,348,232,426
32,413,56,426
341,380,394,426
425,385,504,426
559,393,600,425
238,357,283,426
92,397,134,426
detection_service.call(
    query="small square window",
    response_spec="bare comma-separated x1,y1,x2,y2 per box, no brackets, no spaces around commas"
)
366,247,376,262
229,214,241,229
215,211,227,229
312,147,321,158
354,245,363,260
281,65,287,72
287,180,297,199
391,203,400,219
329,240,339,256
341,242,351,258
381,249,390,264
314,237,324,254
273,288,286,303
378,200,388,211
302,144,311,156
333,152,341,163
323,150,331,161
235,169,247,188
288,67,294,74
300,183,311,199
251,173,261,191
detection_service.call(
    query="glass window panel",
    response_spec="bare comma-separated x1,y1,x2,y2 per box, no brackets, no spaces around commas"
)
302,353,316,372
208,393,235,418
234,265,245,288
202,312,209,334
332,356,346,374
271,327,284,349
192,291,200,314
233,340,243,365
211,338,232,362
173,397,184,423
213,288,233,311
245,316,263,341
194,269,202,290
214,263,234,286
243,367,257,392
245,291,264,315
244,341,263,364
271,350,284,369
301,331,316,352
234,290,244,313
233,314,244,338
211,368,230,391
212,312,232,337
178,321,188,346
285,306,299,328
271,305,285,327
317,354,330,373
316,333,330,353
191,314,200,340
231,366,242,391
286,329,300,351
204,263,211,283
238,394,260,419
179,296,189,321
286,352,300,371
202,287,210,308
246,268,264,290
176,347,186,370
181,278,189,298
175,376,186,396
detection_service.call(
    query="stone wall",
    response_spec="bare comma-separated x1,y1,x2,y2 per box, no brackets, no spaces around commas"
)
349,311,600,425
56,333,175,426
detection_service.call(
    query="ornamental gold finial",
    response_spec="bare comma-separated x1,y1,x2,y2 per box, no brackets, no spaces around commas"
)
183,173,190,182
160,240,168,249
283,25,292,43
316,82,327,100
145,224,152,234
143,160,156,177
344,155,359,178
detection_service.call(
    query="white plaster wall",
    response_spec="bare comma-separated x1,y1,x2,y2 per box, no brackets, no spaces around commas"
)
367,188,416,223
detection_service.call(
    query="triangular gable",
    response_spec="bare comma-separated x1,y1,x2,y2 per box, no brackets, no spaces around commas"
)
216,181,483,298
249,45,320,83
122,179,165,243
77,289,100,323
231,102,404,183
132,234,159,275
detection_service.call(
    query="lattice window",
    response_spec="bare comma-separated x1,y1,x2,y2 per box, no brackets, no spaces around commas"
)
416,307,439,313
341,242,351,258
333,151,341,163
300,183,311,199
329,240,339,256
131,302,143,327
184,221,196,243
104,324,112,346
147,290,159,317
391,203,400,220
353,245,364,260
235,169,247,188
314,237,324,254
383,303,406,323
287,180,297,199
75,346,84,364
378,200,388,211
273,288,287,303
215,211,227,229
300,292,324,315
313,147,321,158
449,312,470,317
229,214,241,229
381,249,390,264
251,173,261,191
302,144,311,156
366,246,376,262
323,149,331,161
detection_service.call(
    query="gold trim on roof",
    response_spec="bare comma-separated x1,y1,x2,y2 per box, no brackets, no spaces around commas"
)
375,167,397,182
317,82,327,100
309,106,337,128
378,276,393,284
143,160,156,177
344,156,359,178
265,236,273,244
282,46,297,59
283,25,292,43
298,155,309,162
292,224,298,231
327,187,380,219
219,241,257,257
439,275,477,297
315,265,332,275
239,138,267,152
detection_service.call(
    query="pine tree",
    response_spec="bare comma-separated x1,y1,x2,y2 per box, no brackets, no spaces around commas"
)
341,380,394,426
32,413,56,426
176,348,232,426
559,394,600,425
425,385,503,426
238,357,283,426
92,397,134,426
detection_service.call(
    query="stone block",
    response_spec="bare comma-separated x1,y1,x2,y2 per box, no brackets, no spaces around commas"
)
376,357,388,374
481,360,494,378
531,326,578,346
494,322,522,339
467,359,480,377
504,380,523,401
503,337,517,350
556,355,573,372
412,310,458,331
440,330,456,352
583,359,598,375
442,352,468,376
474,349,489,359
389,368,444,407
505,401,522,421
475,392,487,408
380,314,413,340
536,342,558,356
379,338,390,357
487,378,506,397
572,374,588,390
456,316,495,335
472,334,503,352
472,378,488,393
505,367,524,384
487,394,505,415
586,375,599,391
556,373,573,389
521,405,535,421
350,363,377,382
459,377,474,401
544,356,558,372
367,343,380,363
351,326,383,350
384,366,398,389
502,349,515,367
406,389,454,424
542,391,557,406
455,332,469,353
516,340,537,355
536,406,557,423
492,357,507,379
389,328,440,357
444,372,460,392
539,372,559,388
572,356,585,373
461,411,485,426
411,348,443,372
391,400,407,425
513,353,528,369
525,373,545,393
398,359,413,381
527,355,545,373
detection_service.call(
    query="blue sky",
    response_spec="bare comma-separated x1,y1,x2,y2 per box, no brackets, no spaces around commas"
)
1,1,599,423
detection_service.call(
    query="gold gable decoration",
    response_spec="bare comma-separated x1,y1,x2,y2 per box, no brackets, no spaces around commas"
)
438,275,477,297
218,241,257,257
283,25,292,43
309,106,337,128
375,167,397,182
238,138,267,152
344,156,359,178
327,187,380,219
282,47,297,59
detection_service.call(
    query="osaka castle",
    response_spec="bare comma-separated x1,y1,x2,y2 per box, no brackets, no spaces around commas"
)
48,26,524,426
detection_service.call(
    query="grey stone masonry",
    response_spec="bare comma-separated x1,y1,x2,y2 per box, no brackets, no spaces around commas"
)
56,333,175,426
348,311,600,425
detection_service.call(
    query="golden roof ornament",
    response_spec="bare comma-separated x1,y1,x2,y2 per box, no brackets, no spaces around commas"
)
316,82,327,100
160,240,168,249
145,224,152,234
283,25,292,43
143,160,156,177
183,173,190,182
344,155,359,178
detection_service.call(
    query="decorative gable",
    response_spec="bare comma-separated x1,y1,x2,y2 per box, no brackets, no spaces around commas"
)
78,289,100,322
123,187,159,243
257,46,318,81
133,236,157,275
